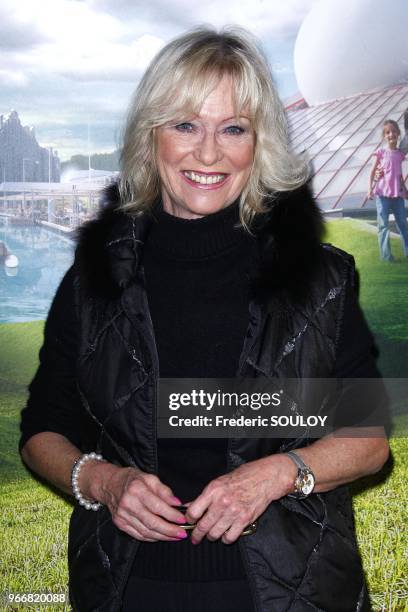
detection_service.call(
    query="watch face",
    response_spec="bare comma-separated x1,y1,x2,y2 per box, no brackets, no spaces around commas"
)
295,469,315,497
301,472,315,495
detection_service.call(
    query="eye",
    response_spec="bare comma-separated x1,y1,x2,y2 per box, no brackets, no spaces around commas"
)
175,122,194,133
224,125,246,135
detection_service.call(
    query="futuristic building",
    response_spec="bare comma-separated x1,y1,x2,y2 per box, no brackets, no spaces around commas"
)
287,0,408,212
287,83,408,211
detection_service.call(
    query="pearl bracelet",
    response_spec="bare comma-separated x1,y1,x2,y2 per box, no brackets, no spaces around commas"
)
71,452,105,511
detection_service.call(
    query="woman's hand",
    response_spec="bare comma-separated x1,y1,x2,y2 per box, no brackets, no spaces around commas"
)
184,432,389,545
81,461,188,542
184,455,296,545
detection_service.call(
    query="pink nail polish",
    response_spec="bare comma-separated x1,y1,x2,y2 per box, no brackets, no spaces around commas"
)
177,530,188,539
171,497,182,505
191,538,198,545
176,517,186,524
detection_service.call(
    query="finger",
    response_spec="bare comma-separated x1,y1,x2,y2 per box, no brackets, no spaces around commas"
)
113,514,156,542
138,523,189,541
206,516,234,542
141,489,187,525
115,513,188,542
221,523,245,545
133,506,189,540
115,496,187,539
141,524,189,541
124,481,185,525
201,507,249,543
184,494,212,524
123,522,184,543
138,473,181,504
154,481,183,507
190,509,221,544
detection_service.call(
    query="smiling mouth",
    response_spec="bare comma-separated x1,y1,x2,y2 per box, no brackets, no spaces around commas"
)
182,171,228,185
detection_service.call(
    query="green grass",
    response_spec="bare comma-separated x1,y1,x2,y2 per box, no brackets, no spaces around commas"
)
0,321,44,392
325,219,408,609
0,218,407,610
0,477,71,610
324,218,408,377
0,322,44,485
0,324,72,610
351,435,408,611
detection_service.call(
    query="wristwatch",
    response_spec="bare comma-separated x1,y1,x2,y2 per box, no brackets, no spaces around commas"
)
286,450,315,499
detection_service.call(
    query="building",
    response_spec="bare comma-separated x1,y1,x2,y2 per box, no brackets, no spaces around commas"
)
288,0,408,213
62,168,119,186
287,83,408,212
0,110,60,183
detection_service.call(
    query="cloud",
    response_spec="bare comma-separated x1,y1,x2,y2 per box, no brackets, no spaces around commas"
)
0,1,164,84
0,69,29,87
0,0,316,158
56,35,165,81
0,0,123,50
0,2,50,49
89,0,315,37
1,0,314,86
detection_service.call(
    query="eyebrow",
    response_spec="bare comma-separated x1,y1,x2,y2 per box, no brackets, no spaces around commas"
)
165,114,252,126
220,115,251,122
191,115,252,124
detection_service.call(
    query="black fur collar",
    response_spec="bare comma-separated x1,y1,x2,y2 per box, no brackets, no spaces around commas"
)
76,182,324,303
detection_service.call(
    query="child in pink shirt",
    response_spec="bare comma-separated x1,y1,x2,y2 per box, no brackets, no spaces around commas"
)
368,119,408,261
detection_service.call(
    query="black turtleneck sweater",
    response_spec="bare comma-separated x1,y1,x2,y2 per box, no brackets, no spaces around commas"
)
20,200,384,583
131,203,258,581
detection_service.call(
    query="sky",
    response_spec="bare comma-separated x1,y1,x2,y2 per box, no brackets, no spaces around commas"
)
0,0,317,161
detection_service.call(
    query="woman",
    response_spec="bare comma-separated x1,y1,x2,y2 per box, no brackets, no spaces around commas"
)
20,28,389,612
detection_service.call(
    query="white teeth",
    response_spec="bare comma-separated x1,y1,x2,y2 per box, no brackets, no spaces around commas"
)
184,171,226,185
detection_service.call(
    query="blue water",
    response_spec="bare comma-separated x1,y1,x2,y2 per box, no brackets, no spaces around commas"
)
0,219,75,322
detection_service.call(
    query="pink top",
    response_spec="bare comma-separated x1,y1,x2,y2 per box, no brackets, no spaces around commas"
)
374,147,406,198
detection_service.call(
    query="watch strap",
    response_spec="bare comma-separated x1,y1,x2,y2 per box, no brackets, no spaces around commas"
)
286,450,308,471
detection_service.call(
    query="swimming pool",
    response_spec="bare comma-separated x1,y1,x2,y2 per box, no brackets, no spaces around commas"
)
0,219,74,322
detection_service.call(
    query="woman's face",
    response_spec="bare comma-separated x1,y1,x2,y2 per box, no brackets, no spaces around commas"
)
155,76,255,219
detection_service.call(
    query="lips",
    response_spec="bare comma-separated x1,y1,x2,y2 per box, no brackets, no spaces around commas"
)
182,170,228,185
180,170,230,189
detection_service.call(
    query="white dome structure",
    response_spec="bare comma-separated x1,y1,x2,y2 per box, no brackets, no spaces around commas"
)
294,0,408,106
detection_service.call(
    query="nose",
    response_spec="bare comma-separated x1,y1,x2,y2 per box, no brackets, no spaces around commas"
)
194,131,222,166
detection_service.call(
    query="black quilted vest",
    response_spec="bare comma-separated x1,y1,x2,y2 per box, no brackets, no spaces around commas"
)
68,185,370,611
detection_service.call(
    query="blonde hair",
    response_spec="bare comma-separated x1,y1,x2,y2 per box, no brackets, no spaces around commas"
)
119,26,309,226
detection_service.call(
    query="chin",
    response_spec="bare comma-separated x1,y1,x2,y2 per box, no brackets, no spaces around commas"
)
166,197,235,220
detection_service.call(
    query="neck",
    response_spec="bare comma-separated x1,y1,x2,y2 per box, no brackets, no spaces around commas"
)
147,200,250,261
